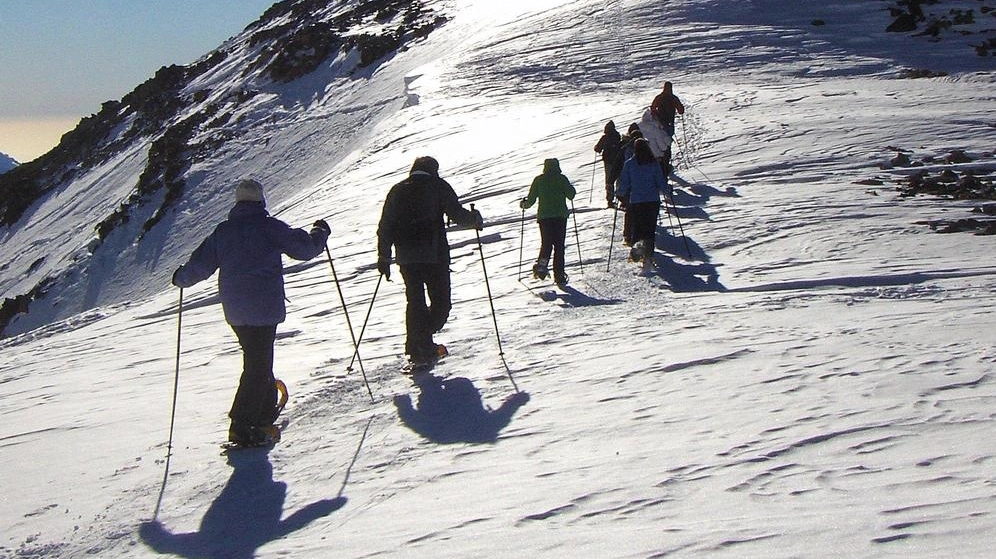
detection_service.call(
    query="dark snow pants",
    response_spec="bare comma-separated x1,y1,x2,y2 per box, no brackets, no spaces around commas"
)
537,217,568,277
603,154,621,205
400,262,451,360
230,324,278,436
628,201,661,253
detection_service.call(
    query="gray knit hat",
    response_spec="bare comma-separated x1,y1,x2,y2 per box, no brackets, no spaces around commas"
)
235,179,265,204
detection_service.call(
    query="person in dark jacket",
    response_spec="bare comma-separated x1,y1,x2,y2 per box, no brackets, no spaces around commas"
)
650,81,686,176
616,138,670,262
593,121,622,208
377,156,483,367
172,178,330,447
650,81,685,137
520,158,576,285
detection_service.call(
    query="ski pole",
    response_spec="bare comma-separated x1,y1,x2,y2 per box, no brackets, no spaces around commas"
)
607,205,619,272
661,185,676,233
346,273,382,374
518,205,526,281
588,154,597,204
666,191,692,258
167,287,182,455
324,244,374,402
154,287,183,520
570,198,584,276
470,204,519,392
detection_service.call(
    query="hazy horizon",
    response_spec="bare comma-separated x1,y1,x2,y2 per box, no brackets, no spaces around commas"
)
0,0,274,162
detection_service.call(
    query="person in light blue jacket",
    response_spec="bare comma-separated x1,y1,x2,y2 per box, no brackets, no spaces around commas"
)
616,138,670,261
172,179,330,447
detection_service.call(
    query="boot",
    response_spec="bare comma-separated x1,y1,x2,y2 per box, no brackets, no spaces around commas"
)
532,258,549,280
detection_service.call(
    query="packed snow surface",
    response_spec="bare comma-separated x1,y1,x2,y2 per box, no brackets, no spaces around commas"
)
1,0,994,557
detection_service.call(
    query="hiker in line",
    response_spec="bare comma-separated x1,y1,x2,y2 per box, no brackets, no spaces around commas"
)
616,138,670,262
614,125,643,246
172,179,330,447
593,120,622,209
520,158,577,286
377,156,483,368
650,81,685,176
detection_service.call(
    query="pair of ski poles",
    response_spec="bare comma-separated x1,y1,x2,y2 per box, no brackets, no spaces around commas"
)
325,208,519,393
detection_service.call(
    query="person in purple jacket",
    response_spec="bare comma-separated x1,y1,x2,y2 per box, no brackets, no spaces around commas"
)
172,179,330,447
616,138,670,262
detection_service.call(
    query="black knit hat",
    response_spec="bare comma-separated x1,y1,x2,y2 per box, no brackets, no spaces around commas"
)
410,156,440,177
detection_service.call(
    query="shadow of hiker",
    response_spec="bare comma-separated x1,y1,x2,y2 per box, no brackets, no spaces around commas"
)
655,227,709,263
531,283,623,307
140,449,345,558
671,173,739,203
648,251,727,293
394,374,530,444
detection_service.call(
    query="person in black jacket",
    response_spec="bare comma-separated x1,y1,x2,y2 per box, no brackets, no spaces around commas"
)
377,156,483,367
593,120,622,208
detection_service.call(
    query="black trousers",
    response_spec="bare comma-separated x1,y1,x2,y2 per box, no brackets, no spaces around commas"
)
604,158,621,204
620,195,633,245
230,324,278,432
627,201,661,250
537,217,568,276
400,262,451,359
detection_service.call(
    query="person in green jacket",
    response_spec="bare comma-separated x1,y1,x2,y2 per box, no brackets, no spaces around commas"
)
520,158,577,285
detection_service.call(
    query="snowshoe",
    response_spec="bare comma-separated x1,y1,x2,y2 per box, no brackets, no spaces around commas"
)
402,344,447,376
532,260,549,280
274,379,288,416
402,359,434,376
223,424,280,451
261,379,289,426
554,272,569,286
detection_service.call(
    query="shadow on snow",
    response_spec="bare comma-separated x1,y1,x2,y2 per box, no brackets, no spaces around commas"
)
395,373,530,444
140,450,344,559
530,282,624,306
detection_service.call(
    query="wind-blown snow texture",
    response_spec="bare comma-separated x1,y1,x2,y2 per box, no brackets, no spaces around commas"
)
2,0,995,557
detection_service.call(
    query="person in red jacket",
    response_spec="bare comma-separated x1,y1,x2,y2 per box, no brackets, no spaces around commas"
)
650,81,686,176
650,81,685,136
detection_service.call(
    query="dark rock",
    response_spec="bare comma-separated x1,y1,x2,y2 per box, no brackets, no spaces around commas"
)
958,173,983,190
972,203,996,215
946,149,973,164
887,14,918,32
938,169,959,183
891,152,913,167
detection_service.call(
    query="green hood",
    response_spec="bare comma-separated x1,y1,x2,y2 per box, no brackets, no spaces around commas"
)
543,158,561,174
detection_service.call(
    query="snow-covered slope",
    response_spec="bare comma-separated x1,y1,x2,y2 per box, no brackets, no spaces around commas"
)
0,152,16,174
0,0,448,336
1,0,994,557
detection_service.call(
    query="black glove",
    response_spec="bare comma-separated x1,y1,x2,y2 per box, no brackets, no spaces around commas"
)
171,268,182,288
313,219,331,235
472,209,484,230
518,198,529,210
377,256,391,280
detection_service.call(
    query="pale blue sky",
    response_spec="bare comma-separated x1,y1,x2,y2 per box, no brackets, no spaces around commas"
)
0,0,275,161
